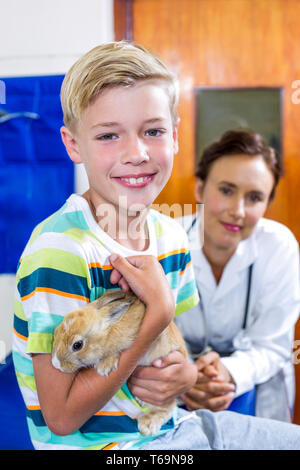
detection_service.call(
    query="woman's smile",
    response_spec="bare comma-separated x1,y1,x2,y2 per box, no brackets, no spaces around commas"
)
220,221,243,233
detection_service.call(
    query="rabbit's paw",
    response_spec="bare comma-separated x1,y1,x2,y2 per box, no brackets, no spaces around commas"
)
137,413,164,436
96,354,120,376
137,404,175,436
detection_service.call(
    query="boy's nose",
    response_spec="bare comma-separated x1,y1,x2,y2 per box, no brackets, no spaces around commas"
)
121,136,150,165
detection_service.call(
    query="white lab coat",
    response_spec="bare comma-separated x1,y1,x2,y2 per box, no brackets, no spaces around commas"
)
175,214,300,414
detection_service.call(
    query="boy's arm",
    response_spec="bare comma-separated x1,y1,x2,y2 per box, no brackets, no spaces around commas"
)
127,244,199,405
33,254,174,436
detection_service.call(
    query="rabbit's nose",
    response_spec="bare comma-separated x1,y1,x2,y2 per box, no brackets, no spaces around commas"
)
52,353,62,371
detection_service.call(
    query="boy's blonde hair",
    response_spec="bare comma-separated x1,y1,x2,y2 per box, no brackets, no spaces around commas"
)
61,41,179,132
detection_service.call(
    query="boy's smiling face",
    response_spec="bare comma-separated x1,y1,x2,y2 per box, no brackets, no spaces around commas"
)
61,80,178,214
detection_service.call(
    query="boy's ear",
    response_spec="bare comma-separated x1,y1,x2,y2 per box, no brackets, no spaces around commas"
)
194,178,204,203
60,126,82,164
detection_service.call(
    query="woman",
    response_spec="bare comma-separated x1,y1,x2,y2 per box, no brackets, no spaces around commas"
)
175,129,300,421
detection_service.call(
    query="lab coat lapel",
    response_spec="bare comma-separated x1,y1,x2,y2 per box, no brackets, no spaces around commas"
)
187,216,215,290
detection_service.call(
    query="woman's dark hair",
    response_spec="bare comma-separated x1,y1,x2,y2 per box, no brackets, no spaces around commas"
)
195,129,283,201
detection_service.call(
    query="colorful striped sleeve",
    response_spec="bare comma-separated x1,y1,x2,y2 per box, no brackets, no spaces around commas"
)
16,240,91,355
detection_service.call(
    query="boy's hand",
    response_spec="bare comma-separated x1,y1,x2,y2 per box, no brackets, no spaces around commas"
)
109,254,174,319
181,352,236,411
128,351,198,406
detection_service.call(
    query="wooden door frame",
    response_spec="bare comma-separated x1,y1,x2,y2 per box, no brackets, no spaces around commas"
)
114,0,134,41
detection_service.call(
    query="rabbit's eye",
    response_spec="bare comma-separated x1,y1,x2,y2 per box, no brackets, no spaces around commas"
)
72,340,84,352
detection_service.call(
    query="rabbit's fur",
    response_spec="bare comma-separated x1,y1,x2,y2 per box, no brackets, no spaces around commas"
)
52,289,188,436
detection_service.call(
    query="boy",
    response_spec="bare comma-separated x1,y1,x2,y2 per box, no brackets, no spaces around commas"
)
13,41,300,450
12,41,198,450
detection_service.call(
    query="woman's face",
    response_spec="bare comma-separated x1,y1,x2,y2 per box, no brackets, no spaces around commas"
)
196,154,275,256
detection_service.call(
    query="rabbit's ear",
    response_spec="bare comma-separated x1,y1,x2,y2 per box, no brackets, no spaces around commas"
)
94,290,127,309
107,299,134,325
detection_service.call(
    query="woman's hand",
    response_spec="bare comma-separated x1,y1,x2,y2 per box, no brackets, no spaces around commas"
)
181,351,236,411
128,351,198,406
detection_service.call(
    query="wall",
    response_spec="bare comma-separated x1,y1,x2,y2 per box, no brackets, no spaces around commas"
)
132,0,300,236
0,0,114,361
130,0,300,422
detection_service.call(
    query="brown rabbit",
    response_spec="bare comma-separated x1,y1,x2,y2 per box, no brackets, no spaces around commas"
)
52,289,188,436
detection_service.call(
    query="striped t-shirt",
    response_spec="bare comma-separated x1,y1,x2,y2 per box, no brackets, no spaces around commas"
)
12,194,199,450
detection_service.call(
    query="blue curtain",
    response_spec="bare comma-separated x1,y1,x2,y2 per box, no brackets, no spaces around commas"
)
0,75,74,273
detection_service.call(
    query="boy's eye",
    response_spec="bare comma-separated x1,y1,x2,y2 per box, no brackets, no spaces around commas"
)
97,133,118,141
145,128,163,137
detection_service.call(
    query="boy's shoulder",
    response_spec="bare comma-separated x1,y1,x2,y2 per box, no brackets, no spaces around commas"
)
22,194,104,256
28,194,89,242
17,194,102,278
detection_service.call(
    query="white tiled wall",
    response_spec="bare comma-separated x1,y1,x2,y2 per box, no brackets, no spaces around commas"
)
0,0,114,360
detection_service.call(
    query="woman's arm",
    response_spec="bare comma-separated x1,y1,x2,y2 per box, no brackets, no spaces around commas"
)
33,254,175,436
222,232,300,397
184,231,300,409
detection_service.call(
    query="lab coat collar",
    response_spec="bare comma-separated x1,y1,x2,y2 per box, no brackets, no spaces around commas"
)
230,229,258,272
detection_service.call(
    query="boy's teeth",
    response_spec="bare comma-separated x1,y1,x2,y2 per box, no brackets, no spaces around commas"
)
121,176,147,184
